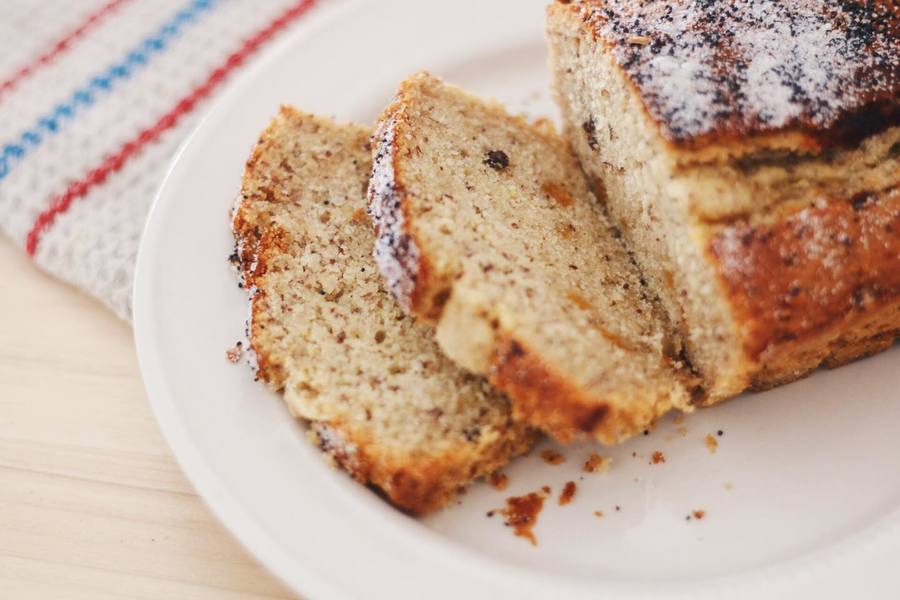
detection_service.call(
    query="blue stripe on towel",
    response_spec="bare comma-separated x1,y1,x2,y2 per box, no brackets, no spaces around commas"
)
0,0,218,181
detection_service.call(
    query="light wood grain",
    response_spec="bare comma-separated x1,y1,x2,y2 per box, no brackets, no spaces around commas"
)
0,240,297,600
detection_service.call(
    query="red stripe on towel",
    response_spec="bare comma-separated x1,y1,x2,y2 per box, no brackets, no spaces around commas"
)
26,0,318,256
0,0,133,100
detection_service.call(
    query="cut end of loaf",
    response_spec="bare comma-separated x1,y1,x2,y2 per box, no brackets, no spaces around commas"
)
548,2,900,402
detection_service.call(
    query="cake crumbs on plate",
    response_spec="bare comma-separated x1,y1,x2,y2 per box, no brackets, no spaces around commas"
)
540,448,565,465
705,434,719,454
559,481,577,506
677,427,689,437
724,482,733,491
674,414,685,425
489,471,509,491
651,450,666,464
594,510,604,519
226,341,244,363
584,452,612,474
494,487,552,546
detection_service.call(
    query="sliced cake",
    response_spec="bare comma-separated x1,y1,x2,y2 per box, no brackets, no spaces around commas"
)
232,107,534,514
369,73,697,445
548,0,899,399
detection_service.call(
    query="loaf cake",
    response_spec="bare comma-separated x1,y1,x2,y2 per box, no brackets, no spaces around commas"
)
369,72,698,445
548,0,900,400
232,107,534,514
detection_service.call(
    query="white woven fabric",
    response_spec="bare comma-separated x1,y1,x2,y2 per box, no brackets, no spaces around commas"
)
0,0,332,320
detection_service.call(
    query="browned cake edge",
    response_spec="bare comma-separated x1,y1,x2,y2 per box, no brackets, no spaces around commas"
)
707,186,900,392
311,418,532,514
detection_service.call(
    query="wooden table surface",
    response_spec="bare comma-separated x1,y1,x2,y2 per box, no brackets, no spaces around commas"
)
0,240,297,600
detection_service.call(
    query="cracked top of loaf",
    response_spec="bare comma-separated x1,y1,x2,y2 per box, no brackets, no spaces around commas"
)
564,0,899,150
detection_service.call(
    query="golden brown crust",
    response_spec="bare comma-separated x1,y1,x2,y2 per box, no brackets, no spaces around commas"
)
709,186,900,388
244,231,290,387
822,324,900,369
486,335,690,444
557,0,900,152
749,307,900,390
488,336,609,444
314,418,535,515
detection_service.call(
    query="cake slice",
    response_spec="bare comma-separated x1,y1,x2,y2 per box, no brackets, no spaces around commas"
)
369,73,697,445
547,0,899,400
232,107,534,514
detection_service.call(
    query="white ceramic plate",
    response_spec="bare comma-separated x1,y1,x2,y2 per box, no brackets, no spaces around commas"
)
134,1,900,598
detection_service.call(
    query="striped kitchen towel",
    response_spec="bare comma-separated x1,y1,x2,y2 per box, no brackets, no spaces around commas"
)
0,0,331,320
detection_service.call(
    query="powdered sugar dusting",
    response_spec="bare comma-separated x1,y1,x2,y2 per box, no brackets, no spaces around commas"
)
310,422,362,474
368,117,421,308
231,194,262,376
580,0,899,145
